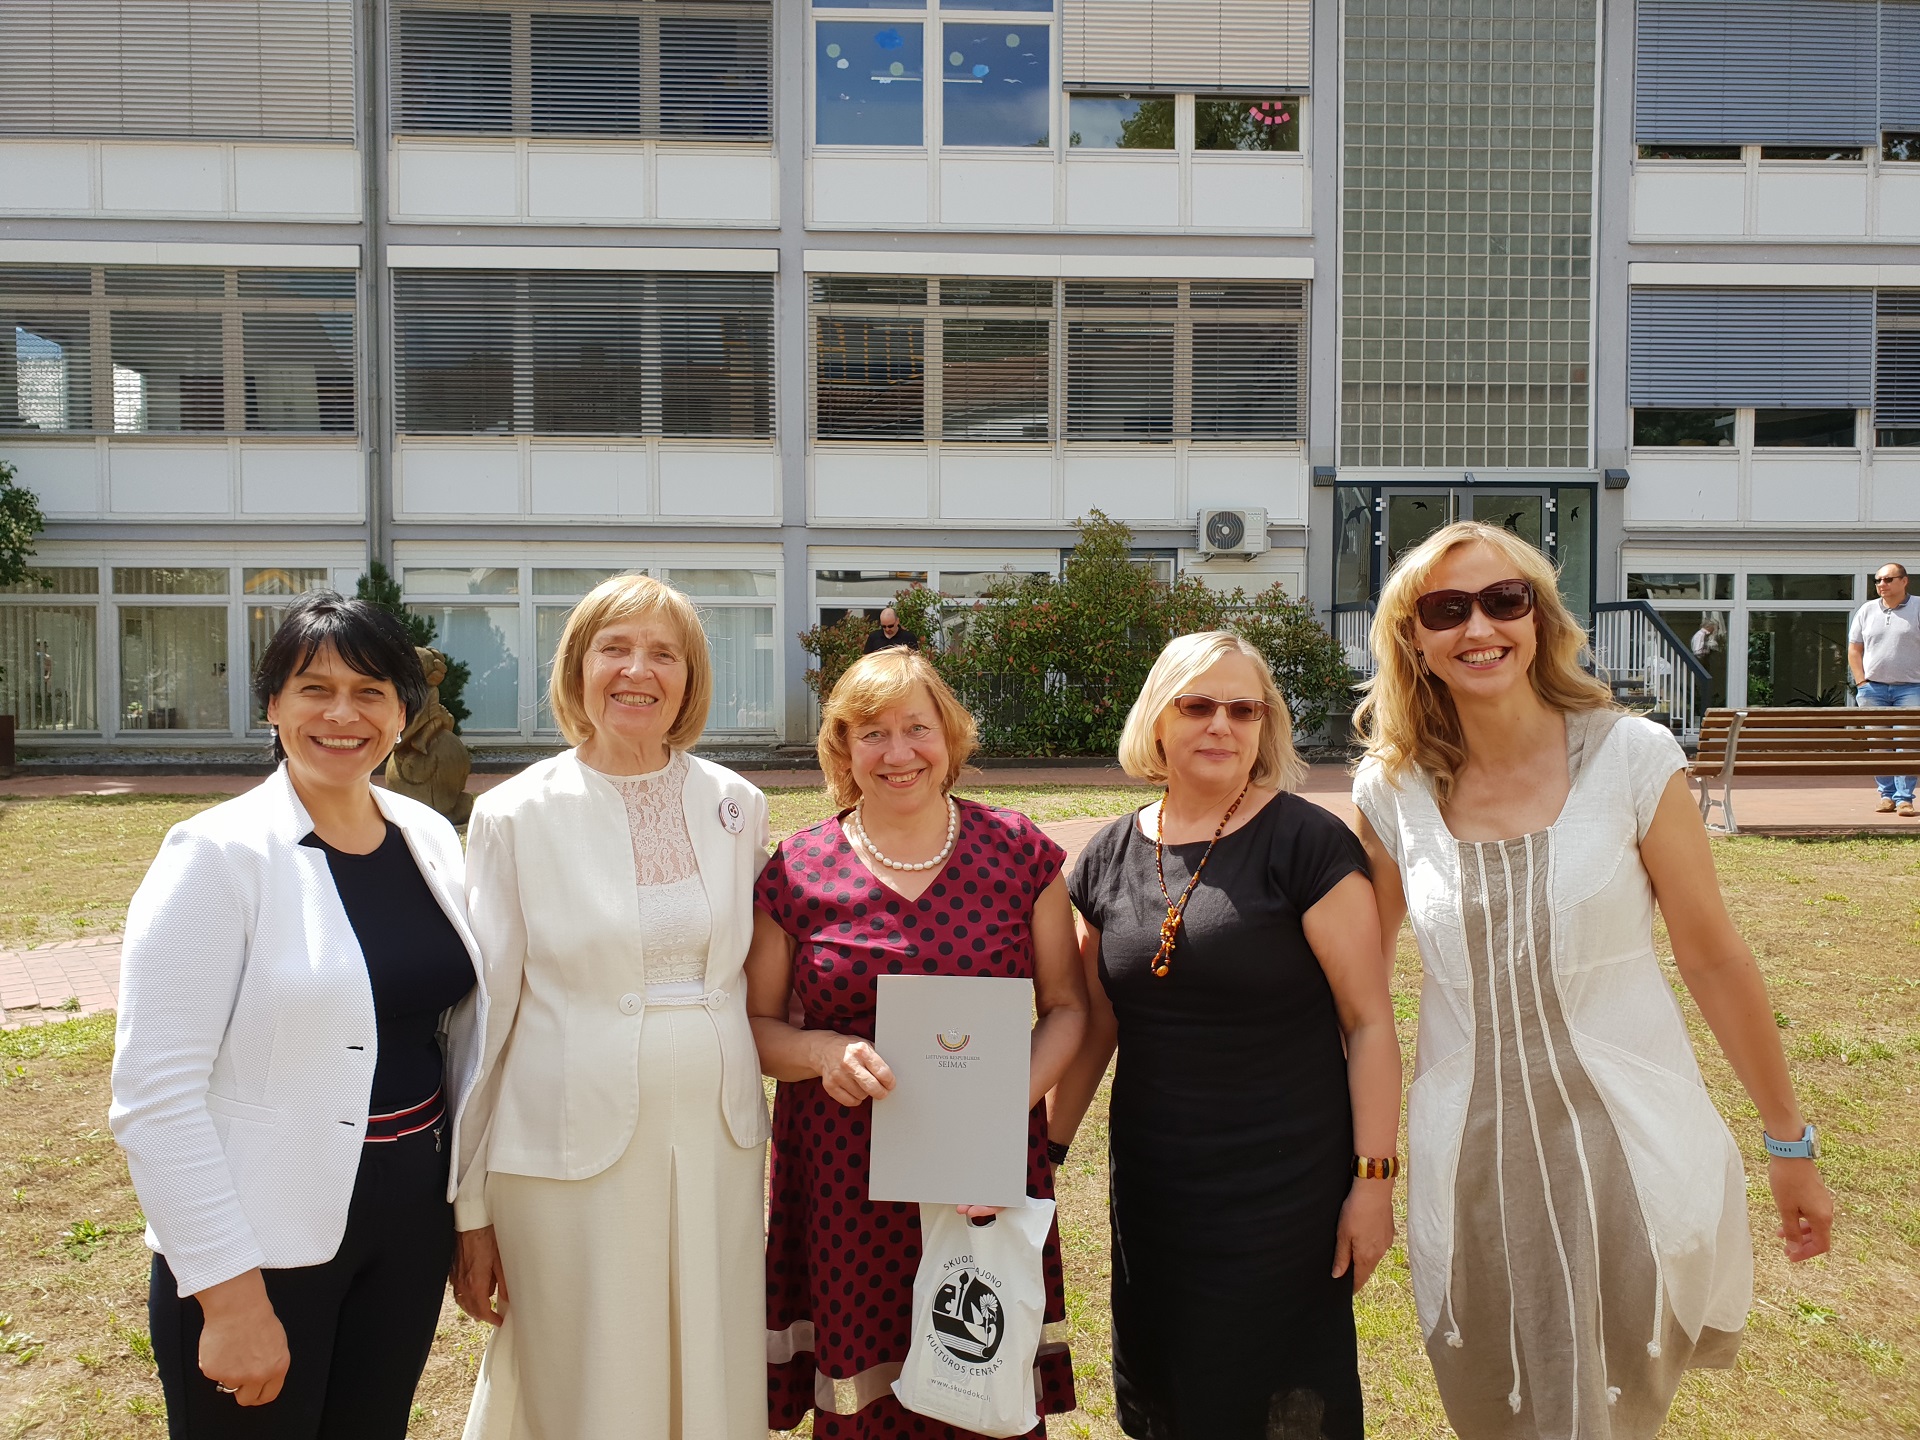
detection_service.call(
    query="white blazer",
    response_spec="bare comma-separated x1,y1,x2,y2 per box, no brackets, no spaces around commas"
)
108,768,486,1298
452,750,771,1229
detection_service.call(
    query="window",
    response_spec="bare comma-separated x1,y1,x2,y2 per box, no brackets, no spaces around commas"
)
1628,288,1874,411
0,567,98,732
1636,144,1742,159
245,568,332,725
810,276,1306,445
1889,134,1920,161
1060,0,1309,92
1628,573,1735,602
392,2,773,141
1760,146,1867,160
1633,409,1736,446
814,1,1051,149
1752,409,1857,447
1747,611,1852,705
113,569,231,731
392,270,775,439
0,0,356,142
1193,96,1298,152
0,267,355,437
1879,292,1920,447
1067,93,1172,149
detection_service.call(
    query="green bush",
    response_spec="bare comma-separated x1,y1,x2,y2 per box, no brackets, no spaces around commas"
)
798,512,1354,756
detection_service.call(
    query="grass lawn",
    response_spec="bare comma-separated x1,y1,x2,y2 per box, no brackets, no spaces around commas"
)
0,792,1915,1436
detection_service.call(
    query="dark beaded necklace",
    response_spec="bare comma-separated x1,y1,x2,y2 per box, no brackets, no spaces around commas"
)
1149,781,1250,978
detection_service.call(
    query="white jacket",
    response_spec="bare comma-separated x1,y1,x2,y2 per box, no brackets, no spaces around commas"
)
109,768,486,1297
452,751,771,1230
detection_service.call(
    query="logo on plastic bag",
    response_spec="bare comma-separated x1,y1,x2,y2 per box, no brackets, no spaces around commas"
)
930,1265,1004,1365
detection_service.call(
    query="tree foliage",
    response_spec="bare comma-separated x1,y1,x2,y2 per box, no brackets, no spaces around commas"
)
798,511,1355,756
0,461,47,591
355,561,471,729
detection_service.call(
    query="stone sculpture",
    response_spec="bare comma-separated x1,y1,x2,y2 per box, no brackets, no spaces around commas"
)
385,646,473,826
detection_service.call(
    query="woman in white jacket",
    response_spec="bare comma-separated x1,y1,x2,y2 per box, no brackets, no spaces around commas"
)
450,573,770,1440
110,593,486,1438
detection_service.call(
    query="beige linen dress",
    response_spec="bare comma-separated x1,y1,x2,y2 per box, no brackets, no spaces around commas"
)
1353,712,1752,1440
463,753,765,1440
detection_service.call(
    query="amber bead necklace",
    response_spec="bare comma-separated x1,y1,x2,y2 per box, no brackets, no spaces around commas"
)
1149,780,1250,978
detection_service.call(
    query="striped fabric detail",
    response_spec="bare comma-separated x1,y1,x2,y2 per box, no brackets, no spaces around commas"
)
365,1089,445,1143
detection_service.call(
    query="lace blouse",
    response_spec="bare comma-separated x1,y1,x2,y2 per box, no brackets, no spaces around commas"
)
591,750,711,987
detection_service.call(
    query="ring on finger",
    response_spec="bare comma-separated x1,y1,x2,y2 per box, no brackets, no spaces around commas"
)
215,1383,239,1395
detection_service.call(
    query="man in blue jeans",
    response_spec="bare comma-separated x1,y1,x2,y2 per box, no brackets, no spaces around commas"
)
1847,562,1920,815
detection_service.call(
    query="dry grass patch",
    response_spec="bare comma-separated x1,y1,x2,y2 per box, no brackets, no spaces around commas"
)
0,798,222,950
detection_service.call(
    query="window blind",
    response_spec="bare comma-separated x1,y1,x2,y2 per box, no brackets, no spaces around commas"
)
1885,0,1920,132
1061,0,1311,92
809,277,1305,445
1,266,355,436
1634,0,1878,146
1628,288,1875,409
1878,293,1920,428
391,1,771,139
392,269,775,439
0,1,356,141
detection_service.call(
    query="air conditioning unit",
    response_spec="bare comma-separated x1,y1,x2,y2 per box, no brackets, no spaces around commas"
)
1196,507,1268,559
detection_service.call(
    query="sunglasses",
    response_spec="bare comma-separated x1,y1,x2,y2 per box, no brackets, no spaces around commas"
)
1170,695,1268,723
1414,578,1535,632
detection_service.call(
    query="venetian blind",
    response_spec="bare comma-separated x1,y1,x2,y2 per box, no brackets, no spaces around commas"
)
1884,0,1920,132
1878,293,1920,428
391,1,772,139
1061,0,1311,92
1634,0,1879,146
392,269,775,439
1628,288,1875,409
0,0,357,141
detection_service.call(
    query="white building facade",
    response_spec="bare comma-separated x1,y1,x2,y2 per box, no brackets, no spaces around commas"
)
1,0,1915,751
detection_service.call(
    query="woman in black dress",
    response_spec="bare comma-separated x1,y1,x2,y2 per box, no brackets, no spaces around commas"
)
1050,631,1401,1440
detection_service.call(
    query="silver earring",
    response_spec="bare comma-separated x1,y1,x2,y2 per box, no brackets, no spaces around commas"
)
1415,651,1430,673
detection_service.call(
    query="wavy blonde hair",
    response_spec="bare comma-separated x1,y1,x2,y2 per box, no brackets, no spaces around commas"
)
549,573,712,750
1117,631,1306,792
817,648,980,809
1354,521,1612,802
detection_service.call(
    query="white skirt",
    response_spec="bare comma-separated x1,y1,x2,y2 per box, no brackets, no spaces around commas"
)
462,1005,767,1440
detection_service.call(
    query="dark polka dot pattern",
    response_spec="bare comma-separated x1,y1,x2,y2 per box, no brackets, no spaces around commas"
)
757,800,1075,1439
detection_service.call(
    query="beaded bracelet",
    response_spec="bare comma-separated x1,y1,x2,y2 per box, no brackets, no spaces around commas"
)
1046,1140,1070,1167
1352,1155,1401,1180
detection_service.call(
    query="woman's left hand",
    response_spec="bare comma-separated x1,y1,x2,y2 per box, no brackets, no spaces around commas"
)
1768,1158,1834,1263
1333,1181,1395,1292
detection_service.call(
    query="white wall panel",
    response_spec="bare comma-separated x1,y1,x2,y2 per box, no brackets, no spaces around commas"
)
108,446,229,513
529,446,624,515
659,450,778,516
939,452,1053,520
1631,170,1745,236
656,151,775,223
0,444,98,515
1189,161,1306,230
1870,459,1920,522
0,145,92,211
813,450,931,518
1188,451,1305,523
528,150,650,222
811,156,929,226
1063,451,1176,521
1754,171,1868,237
399,445,520,514
239,446,361,516
393,146,518,219
1621,458,1741,524
101,145,224,212
938,161,1054,227
1750,458,1861,522
1063,159,1179,228
1880,173,1920,237
233,147,359,217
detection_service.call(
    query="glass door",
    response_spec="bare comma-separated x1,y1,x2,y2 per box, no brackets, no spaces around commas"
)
1382,490,1457,573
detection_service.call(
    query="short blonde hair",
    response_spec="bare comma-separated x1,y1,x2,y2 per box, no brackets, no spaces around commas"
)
1354,520,1612,802
548,573,712,750
817,649,979,809
1116,631,1306,792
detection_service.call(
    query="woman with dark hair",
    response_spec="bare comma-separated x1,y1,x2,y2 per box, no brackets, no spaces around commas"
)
110,591,486,1440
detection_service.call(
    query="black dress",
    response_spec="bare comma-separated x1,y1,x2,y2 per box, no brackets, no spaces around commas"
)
1067,793,1370,1440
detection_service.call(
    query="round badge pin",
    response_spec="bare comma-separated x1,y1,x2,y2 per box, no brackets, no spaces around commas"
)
718,797,745,835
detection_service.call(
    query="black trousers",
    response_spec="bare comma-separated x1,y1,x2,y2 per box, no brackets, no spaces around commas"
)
150,1125,454,1440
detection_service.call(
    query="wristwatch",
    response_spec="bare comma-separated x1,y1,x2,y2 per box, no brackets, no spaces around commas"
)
1763,1123,1820,1160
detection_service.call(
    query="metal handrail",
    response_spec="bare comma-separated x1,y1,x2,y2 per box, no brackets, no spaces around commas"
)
1590,600,1711,684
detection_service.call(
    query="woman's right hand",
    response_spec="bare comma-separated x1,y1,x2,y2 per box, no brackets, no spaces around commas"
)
452,1226,511,1326
195,1269,289,1406
812,1033,895,1106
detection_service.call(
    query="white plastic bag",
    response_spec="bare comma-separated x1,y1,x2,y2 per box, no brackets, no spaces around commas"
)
892,1198,1055,1438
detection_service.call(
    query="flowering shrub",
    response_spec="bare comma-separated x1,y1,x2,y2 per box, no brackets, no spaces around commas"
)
799,512,1356,755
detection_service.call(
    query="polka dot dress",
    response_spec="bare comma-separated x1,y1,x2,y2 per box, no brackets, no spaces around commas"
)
757,800,1076,1439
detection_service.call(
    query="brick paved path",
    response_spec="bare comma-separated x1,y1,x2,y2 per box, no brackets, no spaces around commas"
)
0,936,122,1029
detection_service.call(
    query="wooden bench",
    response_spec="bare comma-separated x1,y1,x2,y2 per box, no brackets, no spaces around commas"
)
1690,706,1920,834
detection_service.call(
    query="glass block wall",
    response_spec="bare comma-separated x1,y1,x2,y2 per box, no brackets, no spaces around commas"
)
1341,0,1597,468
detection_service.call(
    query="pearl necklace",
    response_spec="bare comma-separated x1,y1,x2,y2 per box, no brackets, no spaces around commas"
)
850,796,960,873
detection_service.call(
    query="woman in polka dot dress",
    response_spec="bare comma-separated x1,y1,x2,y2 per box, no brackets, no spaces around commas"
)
746,647,1089,1439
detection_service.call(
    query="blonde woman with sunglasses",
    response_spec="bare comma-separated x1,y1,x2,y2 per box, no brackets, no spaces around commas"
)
1351,521,1831,1440
1050,631,1399,1440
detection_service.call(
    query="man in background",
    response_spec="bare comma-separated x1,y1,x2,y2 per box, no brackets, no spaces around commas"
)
863,606,921,654
1847,562,1920,815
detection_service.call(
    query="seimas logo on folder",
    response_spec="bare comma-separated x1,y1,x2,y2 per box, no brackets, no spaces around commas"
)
935,1030,971,1052
929,1261,1005,1368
